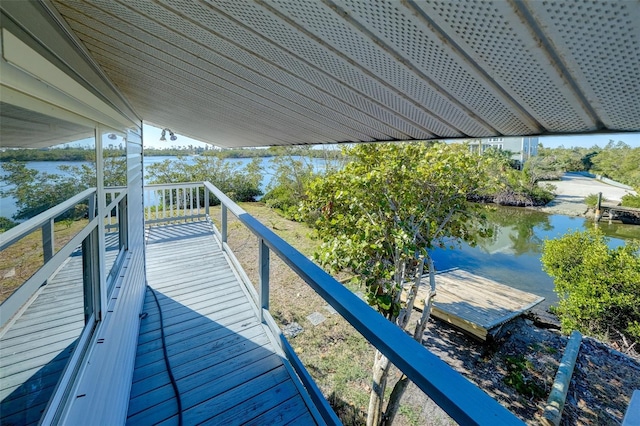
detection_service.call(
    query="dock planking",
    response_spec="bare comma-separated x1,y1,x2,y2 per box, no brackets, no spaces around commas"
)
127,221,322,425
411,268,544,341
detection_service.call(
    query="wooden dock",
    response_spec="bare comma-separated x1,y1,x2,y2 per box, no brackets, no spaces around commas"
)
412,269,544,341
127,221,322,425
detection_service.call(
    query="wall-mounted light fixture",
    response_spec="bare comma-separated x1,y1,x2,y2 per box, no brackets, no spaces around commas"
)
159,128,177,142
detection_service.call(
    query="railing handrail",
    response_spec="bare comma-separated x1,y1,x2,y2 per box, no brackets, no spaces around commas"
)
0,188,96,251
203,181,522,425
144,182,204,190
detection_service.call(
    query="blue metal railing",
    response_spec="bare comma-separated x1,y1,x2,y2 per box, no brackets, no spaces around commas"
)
199,181,523,426
142,181,523,424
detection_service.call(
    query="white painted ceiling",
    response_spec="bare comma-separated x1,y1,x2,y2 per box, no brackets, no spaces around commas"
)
49,0,640,148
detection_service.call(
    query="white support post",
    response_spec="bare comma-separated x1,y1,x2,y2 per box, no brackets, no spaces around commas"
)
259,238,269,322
221,205,228,244
204,186,210,217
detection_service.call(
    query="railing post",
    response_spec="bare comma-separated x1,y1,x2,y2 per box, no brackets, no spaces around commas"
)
221,205,228,244
204,186,210,218
118,194,128,250
42,218,54,263
259,238,269,322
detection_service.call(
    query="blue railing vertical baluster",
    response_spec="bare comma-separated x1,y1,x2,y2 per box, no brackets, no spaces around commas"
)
258,238,270,323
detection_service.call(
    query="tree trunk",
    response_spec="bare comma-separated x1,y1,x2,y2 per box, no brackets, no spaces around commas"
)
382,374,409,426
367,350,391,426
383,257,436,425
413,258,436,341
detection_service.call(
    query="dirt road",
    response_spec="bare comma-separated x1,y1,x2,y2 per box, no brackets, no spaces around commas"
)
537,173,636,216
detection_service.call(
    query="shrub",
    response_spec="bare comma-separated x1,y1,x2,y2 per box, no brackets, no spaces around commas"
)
541,229,640,344
621,193,640,208
0,217,18,232
584,193,607,208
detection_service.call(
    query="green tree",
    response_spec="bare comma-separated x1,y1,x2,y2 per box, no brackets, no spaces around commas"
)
592,141,640,184
304,142,491,425
541,229,640,345
145,156,263,203
0,162,88,220
262,146,345,220
1,150,127,221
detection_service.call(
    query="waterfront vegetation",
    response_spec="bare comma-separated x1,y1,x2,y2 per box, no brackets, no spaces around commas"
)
542,229,640,345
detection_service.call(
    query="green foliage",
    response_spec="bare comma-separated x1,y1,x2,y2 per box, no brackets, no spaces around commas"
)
0,151,127,221
541,228,640,343
475,148,555,206
304,142,491,316
584,193,607,208
0,147,95,162
621,193,640,208
262,147,343,220
503,355,546,398
0,217,18,232
590,141,640,189
145,156,262,203
0,162,88,220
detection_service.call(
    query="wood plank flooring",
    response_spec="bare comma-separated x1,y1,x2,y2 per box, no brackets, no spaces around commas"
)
0,233,121,425
127,221,320,425
412,268,544,340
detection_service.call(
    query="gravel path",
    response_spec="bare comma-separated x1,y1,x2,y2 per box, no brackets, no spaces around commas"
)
536,173,636,216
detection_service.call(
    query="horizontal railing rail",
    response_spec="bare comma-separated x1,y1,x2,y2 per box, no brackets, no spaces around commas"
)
0,189,99,328
0,188,96,251
200,181,523,425
0,187,129,328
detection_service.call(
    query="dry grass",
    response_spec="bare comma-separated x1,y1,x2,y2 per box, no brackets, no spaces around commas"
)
209,202,375,423
208,202,440,425
0,219,88,303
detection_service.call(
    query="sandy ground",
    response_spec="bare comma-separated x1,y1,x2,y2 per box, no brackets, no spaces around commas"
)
536,173,636,216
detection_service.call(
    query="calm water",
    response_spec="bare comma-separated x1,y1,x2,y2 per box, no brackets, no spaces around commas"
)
2,159,639,309
430,207,640,309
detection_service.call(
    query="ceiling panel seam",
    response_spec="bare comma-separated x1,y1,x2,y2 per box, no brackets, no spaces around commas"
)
58,2,375,142
99,60,346,145
225,2,464,137
188,1,435,139
516,0,640,130
68,29,347,144
101,0,400,140
89,48,335,144
511,0,601,129
57,21,366,143
250,0,467,137
196,0,450,138
398,0,543,134
158,0,422,139
409,0,597,133
323,0,502,136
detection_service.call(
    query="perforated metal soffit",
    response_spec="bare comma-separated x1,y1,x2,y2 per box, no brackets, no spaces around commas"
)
50,0,639,148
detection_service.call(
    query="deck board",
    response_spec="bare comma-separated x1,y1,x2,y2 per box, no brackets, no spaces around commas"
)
127,221,321,425
0,234,121,423
413,268,544,340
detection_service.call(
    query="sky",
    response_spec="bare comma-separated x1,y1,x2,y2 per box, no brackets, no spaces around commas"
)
142,123,640,150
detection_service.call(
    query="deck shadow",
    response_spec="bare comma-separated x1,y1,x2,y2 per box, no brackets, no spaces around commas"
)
127,286,318,425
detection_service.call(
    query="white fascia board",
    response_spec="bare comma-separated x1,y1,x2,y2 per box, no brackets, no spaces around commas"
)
1,28,136,130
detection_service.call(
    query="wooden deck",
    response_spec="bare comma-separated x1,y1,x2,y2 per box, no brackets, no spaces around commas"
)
413,268,544,341
127,221,321,425
0,233,120,425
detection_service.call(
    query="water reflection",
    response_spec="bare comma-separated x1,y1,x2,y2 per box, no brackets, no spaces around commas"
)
431,206,640,310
